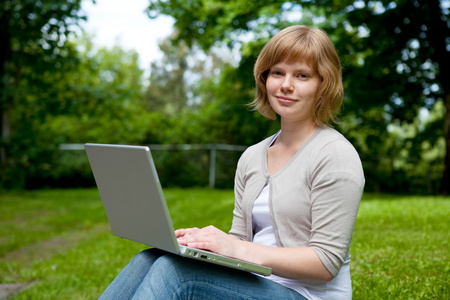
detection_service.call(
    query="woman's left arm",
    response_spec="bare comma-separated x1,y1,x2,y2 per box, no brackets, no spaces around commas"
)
176,226,334,281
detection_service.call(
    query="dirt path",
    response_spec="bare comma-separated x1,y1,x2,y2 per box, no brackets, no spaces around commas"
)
0,224,110,298
0,282,36,299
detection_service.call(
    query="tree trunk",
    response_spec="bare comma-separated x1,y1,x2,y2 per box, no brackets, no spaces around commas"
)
428,0,450,194
0,8,11,173
1,107,11,167
440,91,450,194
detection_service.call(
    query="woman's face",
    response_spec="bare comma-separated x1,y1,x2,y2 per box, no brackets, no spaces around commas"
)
266,60,321,124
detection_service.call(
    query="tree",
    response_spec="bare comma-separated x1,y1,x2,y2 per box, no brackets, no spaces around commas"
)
46,35,149,145
27,36,156,188
145,34,190,116
0,0,88,188
333,0,449,194
147,0,449,194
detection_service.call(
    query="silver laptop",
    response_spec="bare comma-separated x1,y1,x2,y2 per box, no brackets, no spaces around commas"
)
85,143,272,276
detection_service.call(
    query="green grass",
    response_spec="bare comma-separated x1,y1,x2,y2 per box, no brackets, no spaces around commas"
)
351,194,449,299
0,189,448,299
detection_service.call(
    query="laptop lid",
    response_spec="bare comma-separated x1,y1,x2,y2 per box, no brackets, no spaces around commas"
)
85,143,181,255
85,143,272,276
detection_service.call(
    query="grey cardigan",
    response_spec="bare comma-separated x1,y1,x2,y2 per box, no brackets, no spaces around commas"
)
230,126,365,277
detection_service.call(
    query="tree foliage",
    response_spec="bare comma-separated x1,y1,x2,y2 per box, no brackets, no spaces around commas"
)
0,0,89,188
27,36,158,188
45,36,150,145
334,0,449,193
0,1,161,188
147,0,450,194
0,0,447,193
145,33,189,116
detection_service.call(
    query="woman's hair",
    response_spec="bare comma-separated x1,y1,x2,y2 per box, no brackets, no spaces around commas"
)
251,25,344,126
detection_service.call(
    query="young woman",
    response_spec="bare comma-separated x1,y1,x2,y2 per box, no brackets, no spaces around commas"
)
99,25,364,300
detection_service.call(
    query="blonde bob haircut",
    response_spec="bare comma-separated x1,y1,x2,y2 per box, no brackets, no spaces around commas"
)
251,25,344,126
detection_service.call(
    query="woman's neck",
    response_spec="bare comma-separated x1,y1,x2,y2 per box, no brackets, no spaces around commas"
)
266,119,319,176
276,119,319,149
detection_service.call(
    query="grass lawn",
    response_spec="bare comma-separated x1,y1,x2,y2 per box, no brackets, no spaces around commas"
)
0,188,449,299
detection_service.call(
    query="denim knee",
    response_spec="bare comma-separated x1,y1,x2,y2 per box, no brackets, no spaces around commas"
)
133,254,186,299
133,248,164,264
99,249,165,300
150,254,185,284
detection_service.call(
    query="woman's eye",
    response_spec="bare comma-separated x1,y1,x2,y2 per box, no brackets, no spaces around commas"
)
298,73,309,78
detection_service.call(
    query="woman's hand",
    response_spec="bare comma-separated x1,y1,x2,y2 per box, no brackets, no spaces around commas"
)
176,226,334,281
175,226,238,258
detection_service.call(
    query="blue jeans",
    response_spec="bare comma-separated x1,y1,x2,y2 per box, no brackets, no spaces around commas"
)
99,249,306,299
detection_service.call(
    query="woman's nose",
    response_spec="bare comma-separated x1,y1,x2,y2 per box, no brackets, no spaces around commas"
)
280,77,294,93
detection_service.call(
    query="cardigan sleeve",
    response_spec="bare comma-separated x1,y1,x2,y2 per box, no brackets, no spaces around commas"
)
308,139,365,277
229,151,250,241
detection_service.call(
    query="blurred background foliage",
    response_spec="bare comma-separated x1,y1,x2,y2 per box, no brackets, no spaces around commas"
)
0,0,448,194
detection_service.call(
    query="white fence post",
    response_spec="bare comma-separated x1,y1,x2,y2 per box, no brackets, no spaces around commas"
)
209,146,216,188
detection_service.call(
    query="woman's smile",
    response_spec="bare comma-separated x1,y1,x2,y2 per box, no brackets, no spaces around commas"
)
276,96,298,104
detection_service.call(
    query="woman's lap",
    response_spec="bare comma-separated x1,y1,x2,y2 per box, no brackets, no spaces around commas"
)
100,249,305,300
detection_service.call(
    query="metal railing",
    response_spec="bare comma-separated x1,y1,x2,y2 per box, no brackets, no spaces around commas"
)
59,143,248,188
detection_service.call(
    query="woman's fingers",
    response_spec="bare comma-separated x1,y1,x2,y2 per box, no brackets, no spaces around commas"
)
175,227,199,238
